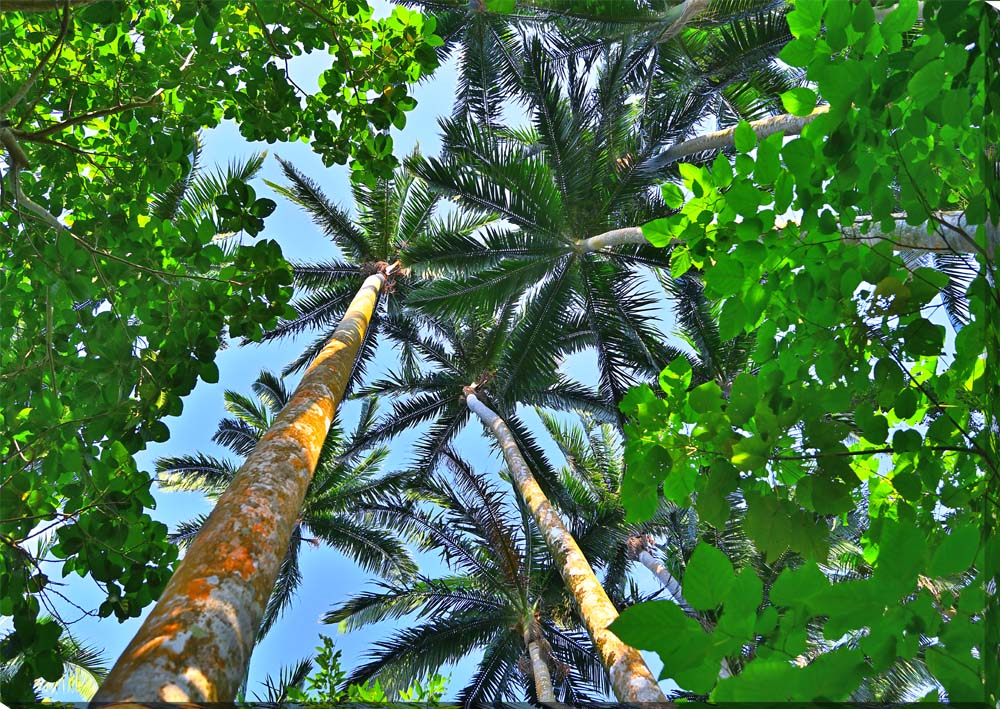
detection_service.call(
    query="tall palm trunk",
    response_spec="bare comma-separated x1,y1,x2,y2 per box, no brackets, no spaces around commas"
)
464,389,667,704
93,272,388,704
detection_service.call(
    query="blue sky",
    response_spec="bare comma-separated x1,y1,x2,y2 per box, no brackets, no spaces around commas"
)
43,15,689,700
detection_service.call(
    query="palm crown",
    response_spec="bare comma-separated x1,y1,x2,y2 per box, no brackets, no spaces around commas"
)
352,304,611,504
406,43,690,410
261,156,491,382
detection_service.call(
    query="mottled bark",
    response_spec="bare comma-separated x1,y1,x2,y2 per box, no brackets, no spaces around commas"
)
93,273,386,704
465,391,668,704
575,212,993,255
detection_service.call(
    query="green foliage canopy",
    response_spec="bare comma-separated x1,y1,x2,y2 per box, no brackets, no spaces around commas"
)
614,0,997,702
0,0,440,697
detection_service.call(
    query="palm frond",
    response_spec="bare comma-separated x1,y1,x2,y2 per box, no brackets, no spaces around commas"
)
252,656,315,705
155,454,238,496
270,156,368,260
256,538,304,641
178,152,267,226
168,513,211,549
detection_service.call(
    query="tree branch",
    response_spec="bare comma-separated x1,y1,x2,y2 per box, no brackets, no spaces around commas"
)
0,0,70,116
14,96,161,141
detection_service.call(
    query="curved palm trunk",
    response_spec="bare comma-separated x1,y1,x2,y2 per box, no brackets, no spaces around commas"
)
464,391,667,704
576,211,992,254
93,272,387,704
524,628,556,703
651,107,830,168
630,546,689,613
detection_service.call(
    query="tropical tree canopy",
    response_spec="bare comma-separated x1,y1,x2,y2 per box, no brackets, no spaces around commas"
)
612,0,997,702
2,0,995,704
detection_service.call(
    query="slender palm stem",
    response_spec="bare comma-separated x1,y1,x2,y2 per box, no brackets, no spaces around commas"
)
524,630,556,703
628,537,732,680
94,273,387,703
651,107,830,168
575,212,992,255
464,390,667,703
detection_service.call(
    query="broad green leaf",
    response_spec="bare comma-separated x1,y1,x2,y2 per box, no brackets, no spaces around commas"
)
785,0,822,38
925,646,984,701
907,59,946,107
718,298,749,341
683,543,736,610
689,381,723,414
873,519,926,597
726,373,758,426
929,524,979,577
661,182,685,209
659,357,692,398
902,317,945,356
705,256,745,299
780,88,818,116
697,461,739,527
610,600,719,694
771,561,827,609
622,445,670,523
733,121,757,153
641,217,679,247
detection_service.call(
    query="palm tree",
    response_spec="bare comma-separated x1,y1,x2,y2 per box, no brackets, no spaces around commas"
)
352,305,608,495
534,409,692,606
324,450,613,705
156,371,417,642
405,43,686,413
462,386,667,702
95,262,390,702
540,0,800,130
354,306,665,701
261,155,490,380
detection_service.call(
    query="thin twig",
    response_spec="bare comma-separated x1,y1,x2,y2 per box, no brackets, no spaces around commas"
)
0,0,70,116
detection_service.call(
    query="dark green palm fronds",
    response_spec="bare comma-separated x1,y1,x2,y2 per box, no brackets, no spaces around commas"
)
323,450,608,703
268,157,368,260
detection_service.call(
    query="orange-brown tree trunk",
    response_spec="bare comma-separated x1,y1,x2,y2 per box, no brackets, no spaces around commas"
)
93,272,386,704
464,390,668,704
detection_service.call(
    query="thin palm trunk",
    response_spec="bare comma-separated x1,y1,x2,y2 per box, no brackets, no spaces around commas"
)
93,271,388,703
652,107,830,167
634,548,689,612
524,630,556,703
576,211,992,254
464,390,667,703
